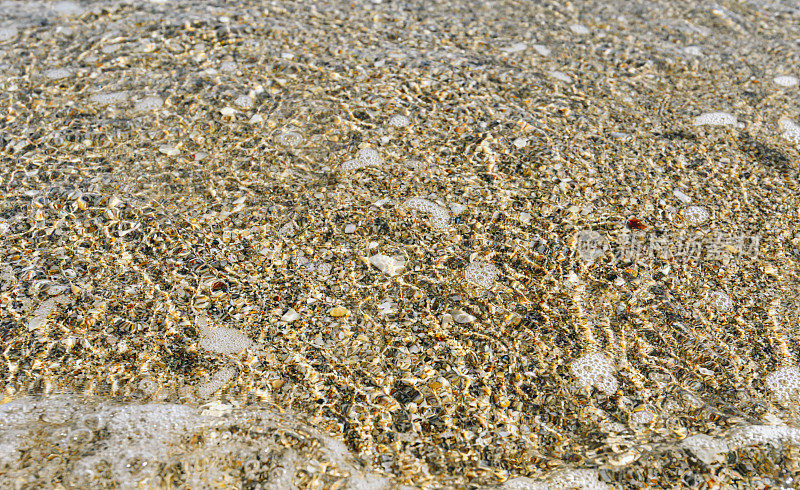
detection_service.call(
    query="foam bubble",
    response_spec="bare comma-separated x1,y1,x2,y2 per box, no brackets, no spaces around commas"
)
388,115,410,127
28,295,69,331
682,434,730,465
502,469,610,490
779,118,800,143
53,1,84,16
680,205,710,226
570,352,618,395
197,367,236,398
199,326,252,354
275,130,303,147
0,27,18,42
134,96,163,112
341,147,384,171
773,75,798,87
693,112,740,127
89,91,129,106
684,46,703,56
765,365,800,405
708,291,733,313
464,261,500,290
397,197,450,230
726,425,800,449
43,68,72,80
234,95,253,108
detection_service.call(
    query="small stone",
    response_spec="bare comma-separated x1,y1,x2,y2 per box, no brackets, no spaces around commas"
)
369,254,406,276
220,107,237,116
159,145,179,156
452,310,476,324
330,306,349,318
249,114,264,124
344,224,356,234
281,308,300,322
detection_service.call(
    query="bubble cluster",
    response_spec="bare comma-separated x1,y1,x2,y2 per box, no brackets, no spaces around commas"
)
275,129,304,147
89,91,129,106
502,469,610,490
779,118,800,143
199,326,252,355
680,205,710,226
765,365,800,405
134,96,164,112
463,261,500,290
708,291,733,313
397,197,450,230
681,434,730,465
388,114,410,127
197,367,237,398
341,147,384,171
0,26,18,42
773,75,798,87
693,112,740,127
234,95,253,108
43,68,71,80
570,352,618,395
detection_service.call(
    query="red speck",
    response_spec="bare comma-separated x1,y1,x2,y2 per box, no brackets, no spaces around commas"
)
626,217,648,230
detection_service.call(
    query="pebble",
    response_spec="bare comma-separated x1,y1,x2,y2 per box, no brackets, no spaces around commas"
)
330,306,349,318
281,308,300,322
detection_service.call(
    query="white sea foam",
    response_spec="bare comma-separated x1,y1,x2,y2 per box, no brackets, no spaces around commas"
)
693,112,740,127
773,75,798,87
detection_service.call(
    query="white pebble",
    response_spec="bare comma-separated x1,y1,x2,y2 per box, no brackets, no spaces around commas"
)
673,189,692,203
369,254,406,276
220,107,237,116
513,137,528,148
281,308,300,322
249,114,264,124
159,145,179,156
344,224,356,234
532,44,550,57
519,212,532,224
452,310,476,324
773,75,798,87
500,42,527,54
549,71,572,83
570,24,591,35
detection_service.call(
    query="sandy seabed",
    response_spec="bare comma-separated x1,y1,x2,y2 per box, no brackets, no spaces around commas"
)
1,0,800,488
